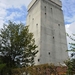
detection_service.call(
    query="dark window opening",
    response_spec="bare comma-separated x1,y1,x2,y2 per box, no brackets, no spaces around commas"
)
58,24,60,26
44,6,46,8
48,52,50,55
45,6,46,15
53,36,54,39
32,18,34,20
38,59,40,62
45,13,46,15
36,24,38,25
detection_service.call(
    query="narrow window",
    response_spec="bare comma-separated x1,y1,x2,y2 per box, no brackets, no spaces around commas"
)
29,15,30,22
51,8,52,13
45,6,46,15
53,36,54,39
36,24,38,25
38,59,40,62
58,24,60,26
48,52,50,55
45,6,46,8
36,23,38,35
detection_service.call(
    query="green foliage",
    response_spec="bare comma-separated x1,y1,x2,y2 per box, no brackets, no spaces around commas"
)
65,33,75,75
0,56,6,71
64,59,75,75
67,33,75,53
12,64,57,75
0,64,6,71
0,21,38,74
12,64,67,75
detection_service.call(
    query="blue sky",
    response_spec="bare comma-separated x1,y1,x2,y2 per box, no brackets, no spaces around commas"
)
0,0,75,49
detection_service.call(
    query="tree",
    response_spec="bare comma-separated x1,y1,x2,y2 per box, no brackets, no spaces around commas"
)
64,33,75,75
0,21,38,69
0,57,6,75
67,33,75,57
64,59,75,75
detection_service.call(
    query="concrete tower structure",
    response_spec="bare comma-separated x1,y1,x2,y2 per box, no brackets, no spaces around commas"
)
26,0,68,65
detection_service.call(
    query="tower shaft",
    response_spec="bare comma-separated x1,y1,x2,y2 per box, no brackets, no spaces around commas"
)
26,0,68,65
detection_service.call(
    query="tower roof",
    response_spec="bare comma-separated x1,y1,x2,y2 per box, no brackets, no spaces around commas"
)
28,0,36,11
28,0,62,11
50,0,62,6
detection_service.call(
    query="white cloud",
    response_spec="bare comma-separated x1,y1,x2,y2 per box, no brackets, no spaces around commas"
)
0,0,32,8
65,22,75,57
6,12,22,21
0,0,32,28
0,1,7,28
65,25,71,47
0,20,5,28
69,22,75,33
66,22,75,35
65,22,75,50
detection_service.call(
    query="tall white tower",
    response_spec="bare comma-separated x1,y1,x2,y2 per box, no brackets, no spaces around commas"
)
26,0,68,65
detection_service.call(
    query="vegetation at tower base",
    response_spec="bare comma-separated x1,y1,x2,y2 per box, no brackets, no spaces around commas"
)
64,33,75,75
11,64,67,75
64,59,75,75
0,21,38,75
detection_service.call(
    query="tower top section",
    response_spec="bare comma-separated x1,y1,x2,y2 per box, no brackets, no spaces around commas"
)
28,0,62,11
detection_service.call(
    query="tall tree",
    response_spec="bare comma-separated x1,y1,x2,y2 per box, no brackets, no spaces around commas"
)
0,21,38,69
64,33,75,75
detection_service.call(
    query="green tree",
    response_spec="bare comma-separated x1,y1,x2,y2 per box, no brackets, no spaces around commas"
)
65,33,75,75
64,59,75,75
0,57,6,75
0,21,38,74
67,33,75,57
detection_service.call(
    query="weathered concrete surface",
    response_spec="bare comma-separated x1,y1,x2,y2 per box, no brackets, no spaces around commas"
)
26,0,68,65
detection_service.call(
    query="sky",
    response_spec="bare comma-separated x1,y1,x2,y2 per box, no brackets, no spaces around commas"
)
0,0,75,50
